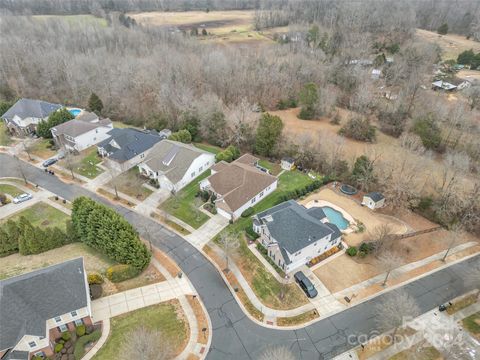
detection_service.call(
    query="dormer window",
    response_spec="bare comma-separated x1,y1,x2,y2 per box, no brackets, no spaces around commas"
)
54,316,62,323
71,310,77,317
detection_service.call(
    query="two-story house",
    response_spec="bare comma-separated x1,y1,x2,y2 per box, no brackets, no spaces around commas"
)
200,154,277,220
51,111,113,152
138,140,215,192
1,98,62,137
253,200,342,273
0,258,92,360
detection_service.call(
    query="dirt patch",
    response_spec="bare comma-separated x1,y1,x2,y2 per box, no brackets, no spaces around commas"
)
187,295,209,345
415,28,480,60
458,69,480,82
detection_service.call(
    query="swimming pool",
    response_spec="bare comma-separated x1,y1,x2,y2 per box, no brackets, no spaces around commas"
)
69,108,82,117
322,206,349,230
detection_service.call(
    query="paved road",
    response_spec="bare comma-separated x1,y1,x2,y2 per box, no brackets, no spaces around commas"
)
1,154,478,360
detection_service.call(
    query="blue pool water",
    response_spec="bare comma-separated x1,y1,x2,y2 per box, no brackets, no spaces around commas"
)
69,109,81,117
322,206,349,230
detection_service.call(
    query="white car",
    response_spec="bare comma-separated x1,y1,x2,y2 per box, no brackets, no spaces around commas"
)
13,193,33,204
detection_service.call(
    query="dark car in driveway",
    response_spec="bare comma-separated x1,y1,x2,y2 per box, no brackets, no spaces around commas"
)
42,158,57,167
294,271,318,298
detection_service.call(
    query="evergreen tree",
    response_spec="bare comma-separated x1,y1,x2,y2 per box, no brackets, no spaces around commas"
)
298,83,319,120
254,113,284,157
88,92,104,113
205,111,227,146
437,23,449,35
169,129,192,143
37,108,74,138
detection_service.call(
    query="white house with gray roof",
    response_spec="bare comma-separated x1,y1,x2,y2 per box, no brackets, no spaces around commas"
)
0,258,92,360
253,200,342,273
138,140,215,192
1,98,62,136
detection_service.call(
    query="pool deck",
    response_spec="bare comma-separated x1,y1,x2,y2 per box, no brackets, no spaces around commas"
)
304,199,356,234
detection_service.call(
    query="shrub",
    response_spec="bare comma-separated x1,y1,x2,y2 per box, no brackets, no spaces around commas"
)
87,272,104,285
0,193,8,205
90,284,103,299
359,242,375,254
437,23,448,35
346,247,357,256
76,324,86,337
61,331,71,341
204,202,217,215
246,226,260,240
339,117,376,142
73,329,101,360
106,264,140,283
358,250,367,258
412,116,443,151
241,207,254,218
54,343,64,353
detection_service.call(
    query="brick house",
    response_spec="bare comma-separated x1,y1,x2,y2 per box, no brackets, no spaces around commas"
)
0,258,92,360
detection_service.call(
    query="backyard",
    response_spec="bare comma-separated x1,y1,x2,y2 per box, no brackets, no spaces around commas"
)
106,167,153,201
194,142,222,154
160,170,211,229
257,159,282,176
92,301,188,359
3,201,69,230
58,146,104,179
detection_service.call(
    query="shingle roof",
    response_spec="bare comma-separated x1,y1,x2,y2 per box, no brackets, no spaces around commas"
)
365,192,384,202
75,111,99,122
0,258,88,351
234,153,259,166
98,128,162,163
255,200,339,254
207,157,277,213
143,140,212,184
52,118,111,138
1,98,62,121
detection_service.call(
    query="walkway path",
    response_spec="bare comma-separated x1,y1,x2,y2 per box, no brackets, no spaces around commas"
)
185,214,229,248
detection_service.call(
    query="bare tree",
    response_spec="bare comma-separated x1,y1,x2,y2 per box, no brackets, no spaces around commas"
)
22,139,33,161
258,346,296,360
63,151,79,180
13,155,28,184
379,251,403,286
441,225,462,262
119,326,173,360
218,231,239,273
108,166,121,199
375,289,420,342
367,224,394,257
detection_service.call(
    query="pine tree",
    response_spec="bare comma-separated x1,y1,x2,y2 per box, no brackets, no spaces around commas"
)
88,92,104,113
254,113,284,157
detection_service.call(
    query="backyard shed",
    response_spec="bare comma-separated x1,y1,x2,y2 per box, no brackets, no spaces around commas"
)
362,192,385,210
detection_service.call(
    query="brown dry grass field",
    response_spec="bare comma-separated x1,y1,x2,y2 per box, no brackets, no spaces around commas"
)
415,28,480,60
128,10,274,45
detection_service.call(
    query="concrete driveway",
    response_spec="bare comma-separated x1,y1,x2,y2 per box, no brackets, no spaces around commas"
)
185,213,229,247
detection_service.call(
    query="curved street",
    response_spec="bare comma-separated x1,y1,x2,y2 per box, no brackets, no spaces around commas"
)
1,153,478,360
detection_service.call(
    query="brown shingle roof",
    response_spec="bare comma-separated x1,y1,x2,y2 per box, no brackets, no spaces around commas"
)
207,156,277,213
235,153,259,166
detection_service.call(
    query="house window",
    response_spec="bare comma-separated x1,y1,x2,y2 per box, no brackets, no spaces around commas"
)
74,319,83,326
54,316,62,323
71,311,78,317
199,166,203,172
34,351,45,358
59,324,68,332
191,171,195,178
259,191,264,197
28,341,37,348
140,154,144,158
314,242,317,246
251,197,256,204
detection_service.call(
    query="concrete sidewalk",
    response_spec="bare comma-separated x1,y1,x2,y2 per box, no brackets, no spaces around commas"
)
185,213,228,247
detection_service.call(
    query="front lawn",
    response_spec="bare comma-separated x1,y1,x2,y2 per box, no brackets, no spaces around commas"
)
107,167,153,201
4,201,69,230
93,301,188,360
194,142,223,154
0,184,23,197
73,147,104,179
389,341,440,360
0,122,12,146
160,170,211,229
29,138,56,159
462,311,480,339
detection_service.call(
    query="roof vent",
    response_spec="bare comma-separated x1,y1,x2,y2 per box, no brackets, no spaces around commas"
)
264,215,273,222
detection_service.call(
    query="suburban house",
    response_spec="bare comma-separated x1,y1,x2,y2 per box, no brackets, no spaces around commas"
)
1,98,62,136
362,192,385,210
97,128,163,172
253,200,342,273
138,140,215,192
51,112,113,152
200,154,278,220
0,258,92,360
281,157,295,171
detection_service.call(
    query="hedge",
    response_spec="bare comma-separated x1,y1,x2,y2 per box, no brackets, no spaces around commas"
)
87,273,104,285
61,331,71,341
106,264,140,283
241,207,254,218
246,226,260,240
54,343,63,353
276,179,323,204
74,329,101,360
76,324,86,337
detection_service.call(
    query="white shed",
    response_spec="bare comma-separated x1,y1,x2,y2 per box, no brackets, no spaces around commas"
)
362,192,385,210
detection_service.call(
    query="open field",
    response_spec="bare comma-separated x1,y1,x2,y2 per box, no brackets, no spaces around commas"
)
129,10,273,45
3,201,69,230
92,301,188,360
415,28,480,60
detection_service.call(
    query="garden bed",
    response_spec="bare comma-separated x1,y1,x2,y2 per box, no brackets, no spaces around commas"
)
48,323,102,360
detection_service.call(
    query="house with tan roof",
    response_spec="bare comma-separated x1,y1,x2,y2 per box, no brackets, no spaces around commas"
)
138,140,215,192
51,111,113,152
200,154,278,220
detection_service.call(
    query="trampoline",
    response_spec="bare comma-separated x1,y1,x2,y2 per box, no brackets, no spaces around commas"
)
340,184,358,195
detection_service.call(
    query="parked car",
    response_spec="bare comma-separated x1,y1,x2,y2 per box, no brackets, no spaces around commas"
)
294,271,318,298
13,193,33,204
57,150,65,159
42,158,57,167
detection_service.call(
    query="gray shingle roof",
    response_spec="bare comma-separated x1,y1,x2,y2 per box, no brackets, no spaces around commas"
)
98,128,162,163
365,192,384,202
1,98,62,121
255,200,338,254
0,258,89,351
143,140,212,184
52,118,112,138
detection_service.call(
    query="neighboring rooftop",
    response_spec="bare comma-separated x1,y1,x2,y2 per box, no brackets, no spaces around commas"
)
0,258,88,352
52,118,111,138
365,192,385,202
143,140,212,184
1,98,62,122
98,128,162,163
207,155,277,214
255,200,341,254
75,111,99,123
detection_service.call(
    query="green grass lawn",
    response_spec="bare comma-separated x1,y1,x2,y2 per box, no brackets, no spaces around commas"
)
29,139,56,159
462,311,480,339
0,184,23,197
107,167,153,201
93,302,188,360
160,170,211,229
194,143,223,155
258,159,282,176
59,147,104,179
0,122,12,146
4,202,70,230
